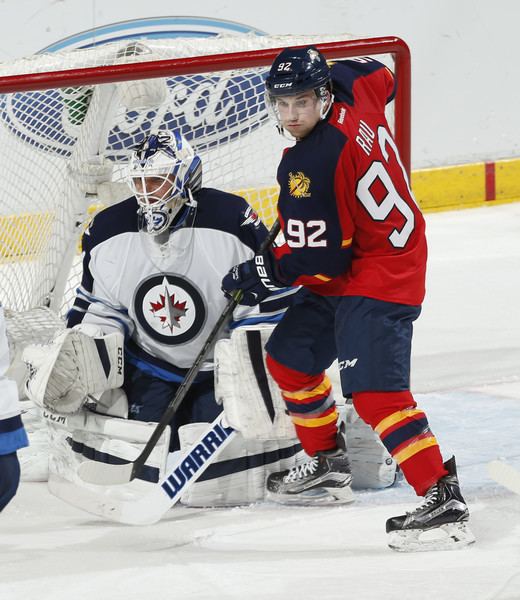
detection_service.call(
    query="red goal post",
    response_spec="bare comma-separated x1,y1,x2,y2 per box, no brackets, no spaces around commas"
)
0,35,410,328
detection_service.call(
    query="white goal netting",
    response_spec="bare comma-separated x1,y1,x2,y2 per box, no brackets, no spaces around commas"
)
0,34,405,348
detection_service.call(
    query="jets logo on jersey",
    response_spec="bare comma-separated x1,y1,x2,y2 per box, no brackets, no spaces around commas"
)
288,171,311,198
134,274,206,345
150,288,187,332
241,205,261,228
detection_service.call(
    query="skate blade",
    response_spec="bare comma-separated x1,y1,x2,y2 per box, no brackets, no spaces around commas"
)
388,521,476,552
267,485,355,507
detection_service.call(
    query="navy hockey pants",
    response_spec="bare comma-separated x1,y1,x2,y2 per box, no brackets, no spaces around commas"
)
265,290,421,395
123,363,220,451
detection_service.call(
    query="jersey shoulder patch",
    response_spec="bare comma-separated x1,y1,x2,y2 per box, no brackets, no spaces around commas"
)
195,188,266,251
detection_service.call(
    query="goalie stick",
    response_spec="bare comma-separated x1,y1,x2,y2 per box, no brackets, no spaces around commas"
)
487,460,520,496
63,413,236,524
78,219,280,486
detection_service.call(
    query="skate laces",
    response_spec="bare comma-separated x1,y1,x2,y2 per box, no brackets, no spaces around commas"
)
284,457,319,482
411,483,440,514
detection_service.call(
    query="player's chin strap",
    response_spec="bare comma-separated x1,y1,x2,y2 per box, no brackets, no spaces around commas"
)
78,219,281,487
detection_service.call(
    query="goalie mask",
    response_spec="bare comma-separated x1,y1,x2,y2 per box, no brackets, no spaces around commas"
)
128,130,202,235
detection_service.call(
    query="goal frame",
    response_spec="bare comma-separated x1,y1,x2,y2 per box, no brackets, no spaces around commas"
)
0,36,411,173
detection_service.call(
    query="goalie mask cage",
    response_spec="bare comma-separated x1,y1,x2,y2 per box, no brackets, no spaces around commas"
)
0,34,410,326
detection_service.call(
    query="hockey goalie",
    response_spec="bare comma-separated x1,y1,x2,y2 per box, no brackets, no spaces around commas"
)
21,130,398,516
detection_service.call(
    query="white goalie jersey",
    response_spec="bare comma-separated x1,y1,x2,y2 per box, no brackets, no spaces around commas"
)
67,188,294,377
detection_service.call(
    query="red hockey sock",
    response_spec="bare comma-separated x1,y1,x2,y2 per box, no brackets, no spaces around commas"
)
266,354,338,456
352,391,448,495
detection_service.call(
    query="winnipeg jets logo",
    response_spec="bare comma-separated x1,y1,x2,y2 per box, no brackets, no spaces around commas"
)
149,210,168,232
150,283,188,332
134,274,206,345
241,205,261,228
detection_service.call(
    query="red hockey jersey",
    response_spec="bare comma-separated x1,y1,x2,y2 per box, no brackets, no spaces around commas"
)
273,58,426,306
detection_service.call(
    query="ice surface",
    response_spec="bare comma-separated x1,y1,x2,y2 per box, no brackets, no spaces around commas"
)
2,203,520,600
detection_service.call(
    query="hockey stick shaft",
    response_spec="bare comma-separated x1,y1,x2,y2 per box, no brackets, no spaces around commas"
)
487,460,520,495
79,219,280,485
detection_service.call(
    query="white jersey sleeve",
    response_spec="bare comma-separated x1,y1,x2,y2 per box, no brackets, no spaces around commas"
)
0,305,28,455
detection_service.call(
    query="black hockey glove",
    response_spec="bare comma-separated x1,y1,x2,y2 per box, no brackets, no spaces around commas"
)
222,252,283,306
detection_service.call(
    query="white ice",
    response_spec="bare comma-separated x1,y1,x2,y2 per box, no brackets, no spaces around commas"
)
2,203,520,600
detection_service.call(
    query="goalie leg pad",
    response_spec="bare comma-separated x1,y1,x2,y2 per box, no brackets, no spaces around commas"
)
18,400,50,482
338,401,399,490
95,388,129,418
45,405,171,512
214,324,296,440
23,328,124,414
45,406,170,481
178,421,303,507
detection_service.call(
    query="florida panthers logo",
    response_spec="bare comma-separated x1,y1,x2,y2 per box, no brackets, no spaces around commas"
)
288,171,311,198
134,274,206,345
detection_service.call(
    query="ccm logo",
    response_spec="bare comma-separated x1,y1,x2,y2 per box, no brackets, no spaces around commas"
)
338,358,358,369
117,347,124,375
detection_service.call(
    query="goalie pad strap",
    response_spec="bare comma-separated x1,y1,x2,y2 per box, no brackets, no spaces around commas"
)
245,330,275,423
68,439,159,483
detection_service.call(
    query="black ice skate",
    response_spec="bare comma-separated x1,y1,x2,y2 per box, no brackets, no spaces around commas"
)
266,432,354,506
386,456,475,552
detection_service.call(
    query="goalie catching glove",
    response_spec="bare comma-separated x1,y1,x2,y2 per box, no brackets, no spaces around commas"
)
23,325,124,414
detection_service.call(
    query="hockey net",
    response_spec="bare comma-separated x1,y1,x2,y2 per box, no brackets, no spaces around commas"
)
0,34,410,356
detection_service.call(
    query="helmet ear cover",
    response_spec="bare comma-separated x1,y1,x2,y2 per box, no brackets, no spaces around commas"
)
316,80,333,98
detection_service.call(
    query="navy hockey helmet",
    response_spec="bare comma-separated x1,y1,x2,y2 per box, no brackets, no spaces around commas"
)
265,46,331,98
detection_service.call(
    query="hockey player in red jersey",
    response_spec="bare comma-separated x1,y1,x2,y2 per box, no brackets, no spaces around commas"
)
222,46,474,551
